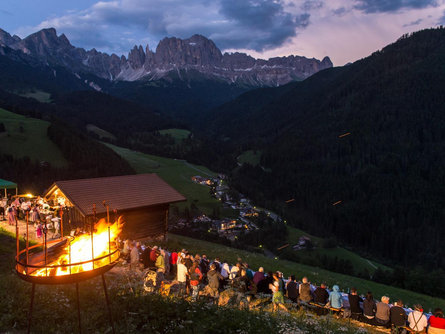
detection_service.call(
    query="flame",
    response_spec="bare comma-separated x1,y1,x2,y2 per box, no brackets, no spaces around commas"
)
31,217,123,277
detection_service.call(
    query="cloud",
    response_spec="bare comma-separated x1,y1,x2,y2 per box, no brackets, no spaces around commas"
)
354,0,438,13
15,0,312,54
403,18,423,27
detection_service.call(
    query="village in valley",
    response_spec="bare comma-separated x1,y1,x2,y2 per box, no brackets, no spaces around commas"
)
173,174,294,243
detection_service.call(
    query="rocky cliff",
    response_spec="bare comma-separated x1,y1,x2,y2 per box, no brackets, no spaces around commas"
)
0,28,333,86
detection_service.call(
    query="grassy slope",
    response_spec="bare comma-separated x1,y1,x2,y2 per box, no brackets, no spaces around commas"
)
105,143,236,217
159,128,191,142
238,150,262,166
167,233,445,312
0,108,67,167
286,226,391,274
86,124,116,141
0,229,369,334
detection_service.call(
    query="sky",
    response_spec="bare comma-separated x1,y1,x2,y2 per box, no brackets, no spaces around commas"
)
1,0,445,65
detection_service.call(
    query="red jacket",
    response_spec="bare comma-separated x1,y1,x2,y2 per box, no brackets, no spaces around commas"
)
429,316,445,329
170,252,178,265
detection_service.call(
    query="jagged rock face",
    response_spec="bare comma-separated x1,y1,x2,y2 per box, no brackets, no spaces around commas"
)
0,28,333,86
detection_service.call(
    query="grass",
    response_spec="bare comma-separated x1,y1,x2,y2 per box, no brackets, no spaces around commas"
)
16,89,52,103
105,143,237,217
86,124,116,141
286,226,390,274
238,150,262,166
0,108,68,167
166,233,445,312
0,230,373,333
159,128,191,143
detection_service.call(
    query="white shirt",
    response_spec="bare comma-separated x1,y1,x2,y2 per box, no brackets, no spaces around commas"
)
221,263,230,279
177,263,187,283
229,265,240,280
408,310,428,332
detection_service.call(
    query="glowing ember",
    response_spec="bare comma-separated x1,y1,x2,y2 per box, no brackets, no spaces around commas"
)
31,217,123,277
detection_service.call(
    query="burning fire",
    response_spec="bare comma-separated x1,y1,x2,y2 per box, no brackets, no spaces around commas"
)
31,217,123,277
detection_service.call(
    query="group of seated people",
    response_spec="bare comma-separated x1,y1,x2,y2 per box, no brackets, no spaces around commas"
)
119,242,445,333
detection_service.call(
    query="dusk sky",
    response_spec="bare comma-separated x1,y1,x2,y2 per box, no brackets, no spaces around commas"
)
2,0,445,65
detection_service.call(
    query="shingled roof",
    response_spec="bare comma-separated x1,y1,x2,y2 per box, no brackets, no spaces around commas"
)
44,174,186,216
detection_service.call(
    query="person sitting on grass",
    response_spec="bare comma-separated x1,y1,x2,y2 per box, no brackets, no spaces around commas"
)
253,267,265,286
314,283,329,305
375,296,391,328
407,304,427,333
390,300,407,333
299,277,313,303
286,275,299,303
328,285,343,309
363,291,377,323
270,272,288,312
348,287,363,320
428,308,445,333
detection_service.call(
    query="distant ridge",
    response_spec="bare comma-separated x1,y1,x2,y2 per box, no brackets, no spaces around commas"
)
0,27,332,86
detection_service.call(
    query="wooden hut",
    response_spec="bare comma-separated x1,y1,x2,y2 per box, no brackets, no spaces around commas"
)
43,174,186,240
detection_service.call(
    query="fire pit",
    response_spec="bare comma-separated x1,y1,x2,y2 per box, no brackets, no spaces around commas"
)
15,206,123,333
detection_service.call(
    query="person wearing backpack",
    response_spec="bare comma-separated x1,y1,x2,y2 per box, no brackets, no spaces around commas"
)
407,304,427,333
189,261,203,301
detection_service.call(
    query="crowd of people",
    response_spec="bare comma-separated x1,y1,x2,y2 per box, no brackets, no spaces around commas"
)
0,194,62,239
120,241,445,334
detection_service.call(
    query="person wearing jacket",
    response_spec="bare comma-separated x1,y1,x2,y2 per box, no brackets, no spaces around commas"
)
375,296,391,327
328,285,343,309
363,292,377,323
189,261,203,301
207,263,223,301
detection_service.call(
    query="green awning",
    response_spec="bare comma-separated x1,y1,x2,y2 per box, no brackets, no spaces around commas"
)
0,179,17,189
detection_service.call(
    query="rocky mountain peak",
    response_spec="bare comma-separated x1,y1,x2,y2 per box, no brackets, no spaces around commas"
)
0,28,17,46
128,45,145,68
0,27,333,86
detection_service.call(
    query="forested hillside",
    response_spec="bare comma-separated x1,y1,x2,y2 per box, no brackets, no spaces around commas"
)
207,28,445,275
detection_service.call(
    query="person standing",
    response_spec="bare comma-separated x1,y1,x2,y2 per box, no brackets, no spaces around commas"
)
189,261,202,301
207,263,223,303
130,242,140,271
176,259,188,296
271,272,288,312
7,206,16,226
170,250,178,275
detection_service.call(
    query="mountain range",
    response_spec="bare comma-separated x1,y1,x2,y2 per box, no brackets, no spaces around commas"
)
0,27,332,87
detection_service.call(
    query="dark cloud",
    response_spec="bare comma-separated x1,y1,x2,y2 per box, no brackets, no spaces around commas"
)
403,18,423,27
301,0,324,11
218,0,304,51
30,0,314,54
354,0,438,13
332,7,348,16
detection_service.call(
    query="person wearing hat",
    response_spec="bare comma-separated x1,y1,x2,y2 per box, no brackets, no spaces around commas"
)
407,304,428,333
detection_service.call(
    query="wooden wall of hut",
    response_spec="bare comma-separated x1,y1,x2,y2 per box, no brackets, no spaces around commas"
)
119,204,168,240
